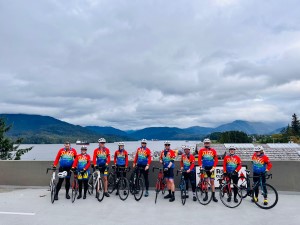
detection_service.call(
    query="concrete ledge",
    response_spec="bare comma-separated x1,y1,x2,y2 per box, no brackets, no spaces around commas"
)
0,160,299,191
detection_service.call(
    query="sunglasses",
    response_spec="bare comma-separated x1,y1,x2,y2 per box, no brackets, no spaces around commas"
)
165,144,170,146
141,143,147,144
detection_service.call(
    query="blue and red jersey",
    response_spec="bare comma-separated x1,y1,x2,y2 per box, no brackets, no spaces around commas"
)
72,153,91,171
180,154,195,171
252,153,272,174
93,147,110,166
159,149,176,169
133,147,151,166
223,154,242,173
114,149,129,167
198,147,218,168
53,148,77,168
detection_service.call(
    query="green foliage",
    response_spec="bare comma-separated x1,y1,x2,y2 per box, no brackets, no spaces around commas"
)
218,131,252,143
0,118,32,160
291,113,300,136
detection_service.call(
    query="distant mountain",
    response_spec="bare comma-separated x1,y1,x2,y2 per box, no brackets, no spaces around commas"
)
213,120,284,135
183,126,214,135
85,126,129,137
0,114,132,144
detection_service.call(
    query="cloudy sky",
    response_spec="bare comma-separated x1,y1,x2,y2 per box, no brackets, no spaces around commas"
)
0,0,300,130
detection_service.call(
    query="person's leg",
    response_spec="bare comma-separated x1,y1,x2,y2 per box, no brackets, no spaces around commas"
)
102,168,109,196
190,172,197,201
65,169,71,199
209,168,218,202
164,170,172,199
169,169,175,202
253,173,259,201
78,179,83,199
55,178,64,199
83,179,88,199
232,174,239,200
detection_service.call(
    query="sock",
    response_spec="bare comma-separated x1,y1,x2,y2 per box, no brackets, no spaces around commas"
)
172,191,175,197
169,190,171,195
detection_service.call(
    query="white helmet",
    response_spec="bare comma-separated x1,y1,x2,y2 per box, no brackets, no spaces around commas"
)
203,138,211,143
254,146,264,152
81,145,88,150
141,139,147,144
118,142,125,146
164,141,171,145
57,171,68,178
98,138,106,143
184,146,190,150
229,145,236,150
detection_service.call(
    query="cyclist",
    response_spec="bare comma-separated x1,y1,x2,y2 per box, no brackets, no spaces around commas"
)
92,138,110,197
198,138,218,202
133,139,152,197
223,146,242,203
114,142,129,195
159,141,176,202
53,141,77,200
180,146,197,201
71,146,91,199
252,146,272,205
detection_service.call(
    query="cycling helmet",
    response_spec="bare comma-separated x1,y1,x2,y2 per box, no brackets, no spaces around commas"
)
57,171,68,178
141,139,147,144
81,145,88,150
254,146,264,152
203,138,211,143
229,145,236,150
118,142,125,146
164,141,171,145
184,146,190,150
98,138,106,143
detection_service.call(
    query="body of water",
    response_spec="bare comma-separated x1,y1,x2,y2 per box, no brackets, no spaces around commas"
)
20,140,202,161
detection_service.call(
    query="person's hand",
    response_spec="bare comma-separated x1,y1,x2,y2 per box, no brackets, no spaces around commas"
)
133,163,136,168
80,170,85,176
95,165,99,170
164,167,169,172
145,165,149,171
180,167,183,171
71,167,75,172
210,167,215,173
266,169,269,172
159,160,163,164
233,170,238,176
187,169,190,173
91,164,94,169
52,166,56,171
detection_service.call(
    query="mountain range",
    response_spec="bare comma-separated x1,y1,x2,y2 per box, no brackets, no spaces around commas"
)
0,113,285,144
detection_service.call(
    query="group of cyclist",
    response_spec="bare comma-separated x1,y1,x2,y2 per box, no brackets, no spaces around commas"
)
52,138,272,205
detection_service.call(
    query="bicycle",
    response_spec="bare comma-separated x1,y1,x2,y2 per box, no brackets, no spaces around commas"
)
46,168,57,204
87,166,105,202
238,170,278,209
176,170,187,205
218,173,243,208
131,166,145,201
195,169,213,205
107,165,130,201
71,170,79,203
152,167,167,204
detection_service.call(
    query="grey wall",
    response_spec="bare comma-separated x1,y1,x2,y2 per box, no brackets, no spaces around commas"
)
0,161,299,192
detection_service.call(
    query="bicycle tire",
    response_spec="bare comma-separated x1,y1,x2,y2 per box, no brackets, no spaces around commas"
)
97,178,105,202
71,186,77,203
196,180,213,205
118,177,129,201
238,177,249,198
129,172,136,195
107,173,116,194
219,183,243,208
51,183,56,204
87,175,94,195
253,183,278,209
180,179,187,205
133,178,144,201
161,180,166,195
155,179,160,204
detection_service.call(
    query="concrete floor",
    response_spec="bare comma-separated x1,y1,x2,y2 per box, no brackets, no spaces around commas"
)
0,187,299,225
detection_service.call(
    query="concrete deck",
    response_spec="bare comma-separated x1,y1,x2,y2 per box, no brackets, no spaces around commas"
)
0,187,299,225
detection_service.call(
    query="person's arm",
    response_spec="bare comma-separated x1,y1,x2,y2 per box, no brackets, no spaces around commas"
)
125,151,129,167
167,151,175,168
72,148,77,159
133,149,138,166
84,155,91,171
147,148,152,166
265,155,272,171
72,155,78,169
92,149,97,166
189,155,195,171
53,149,62,167
159,151,163,163
223,156,227,173
180,156,184,169
235,156,242,172
114,151,117,165
198,149,203,167
213,149,218,167
106,149,110,165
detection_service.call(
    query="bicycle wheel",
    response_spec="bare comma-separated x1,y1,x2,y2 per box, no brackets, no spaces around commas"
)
107,173,116,194
96,178,105,202
161,180,166,195
253,183,278,209
238,177,249,198
196,180,212,205
117,177,129,201
50,183,56,204
71,181,77,203
155,179,160,204
87,175,94,195
180,180,187,206
219,184,243,208
133,178,144,201
129,172,136,195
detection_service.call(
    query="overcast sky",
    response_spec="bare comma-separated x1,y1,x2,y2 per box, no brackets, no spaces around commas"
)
0,0,300,130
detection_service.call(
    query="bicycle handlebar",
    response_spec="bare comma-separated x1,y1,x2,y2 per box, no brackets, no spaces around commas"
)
46,168,56,174
152,167,163,172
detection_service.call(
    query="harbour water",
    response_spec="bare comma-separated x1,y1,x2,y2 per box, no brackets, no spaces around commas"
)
19,140,202,160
